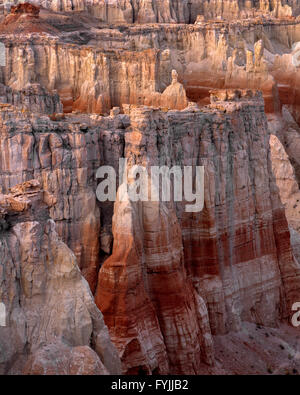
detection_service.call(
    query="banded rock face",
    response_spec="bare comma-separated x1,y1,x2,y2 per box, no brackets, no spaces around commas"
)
1,1,300,375
0,105,127,291
9,0,300,22
0,180,121,375
1,87,300,375
0,83,62,114
269,106,300,234
95,90,300,374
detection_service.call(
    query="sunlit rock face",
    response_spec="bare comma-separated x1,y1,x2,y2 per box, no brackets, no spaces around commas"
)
2,89,300,375
13,0,300,22
95,91,300,374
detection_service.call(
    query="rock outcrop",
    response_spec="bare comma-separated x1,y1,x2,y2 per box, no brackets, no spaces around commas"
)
8,0,300,23
1,11,300,118
0,83,62,114
95,90,300,374
1,87,300,375
270,132,300,232
0,105,106,292
269,106,300,233
1,0,300,377
145,69,189,110
0,179,121,375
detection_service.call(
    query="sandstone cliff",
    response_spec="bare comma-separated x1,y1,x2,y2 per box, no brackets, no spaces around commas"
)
1,83,300,374
95,90,300,373
0,179,121,374
1,9,300,119
8,0,300,22
1,0,300,376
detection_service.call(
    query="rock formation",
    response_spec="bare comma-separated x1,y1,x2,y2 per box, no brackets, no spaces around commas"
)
0,104,110,292
1,10,300,117
0,179,121,374
0,83,62,113
95,91,300,373
7,0,300,23
1,0,300,377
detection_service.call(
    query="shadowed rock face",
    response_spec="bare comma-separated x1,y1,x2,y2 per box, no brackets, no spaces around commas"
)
0,180,121,375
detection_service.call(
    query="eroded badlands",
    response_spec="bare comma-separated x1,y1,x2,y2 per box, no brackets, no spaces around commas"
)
1,0,300,375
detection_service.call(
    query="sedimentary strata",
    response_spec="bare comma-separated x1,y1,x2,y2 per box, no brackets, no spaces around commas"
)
0,179,121,375
0,0,300,376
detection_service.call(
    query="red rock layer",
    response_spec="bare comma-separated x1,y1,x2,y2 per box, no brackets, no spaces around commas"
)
25,0,300,22
95,90,300,374
96,106,214,374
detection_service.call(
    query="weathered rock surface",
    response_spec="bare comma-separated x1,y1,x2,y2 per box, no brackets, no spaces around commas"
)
0,105,126,292
94,90,300,374
0,83,62,114
8,0,300,22
1,11,300,118
270,131,300,232
268,107,300,233
1,0,300,377
23,344,110,375
0,180,121,375
1,88,300,375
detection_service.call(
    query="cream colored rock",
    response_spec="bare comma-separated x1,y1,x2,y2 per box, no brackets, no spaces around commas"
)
270,133,300,232
160,70,188,110
1,14,300,116
0,180,121,375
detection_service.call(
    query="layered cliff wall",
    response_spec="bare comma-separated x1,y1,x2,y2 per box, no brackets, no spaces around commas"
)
1,1,300,376
94,91,300,374
6,0,300,22
1,90,300,374
1,10,300,120
0,179,121,374
0,83,62,113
